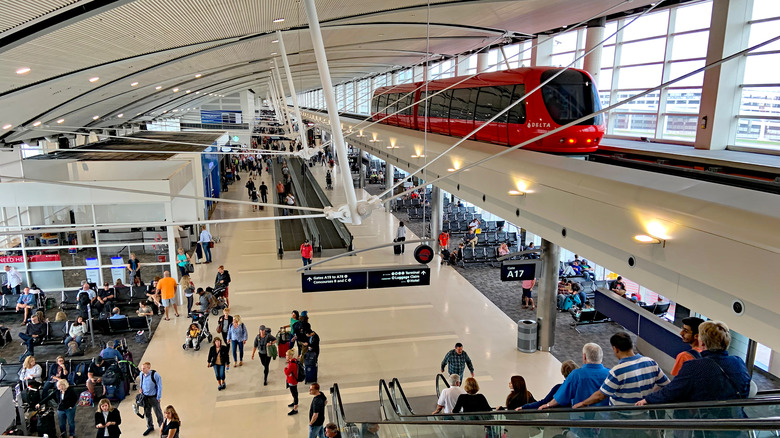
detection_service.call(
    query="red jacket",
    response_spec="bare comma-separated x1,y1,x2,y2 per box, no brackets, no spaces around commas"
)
285,359,299,385
300,244,313,259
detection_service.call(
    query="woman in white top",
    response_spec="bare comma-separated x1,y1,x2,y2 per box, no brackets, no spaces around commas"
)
64,315,87,349
199,225,213,264
395,221,407,254
20,355,42,386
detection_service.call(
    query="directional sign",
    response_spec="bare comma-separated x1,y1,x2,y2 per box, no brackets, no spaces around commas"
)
302,271,367,293
414,245,434,264
368,267,430,289
500,260,542,282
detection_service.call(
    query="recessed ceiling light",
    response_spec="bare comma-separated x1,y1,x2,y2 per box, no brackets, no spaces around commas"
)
130,82,139,87
634,234,660,244
172,88,179,92
16,67,31,75
92,116,99,120
447,168,455,172
2,124,11,130
195,74,202,78
56,119,65,124
155,86,162,90
508,190,525,196
271,52,277,55
186,90,191,93
273,18,285,23
32,121,42,127
173,109,178,112
117,114,124,118
272,39,279,43
89,77,99,83
195,91,200,94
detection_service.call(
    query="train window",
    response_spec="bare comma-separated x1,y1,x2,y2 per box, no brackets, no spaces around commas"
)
398,93,414,116
371,95,379,114
449,88,477,121
540,69,603,125
428,89,453,119
418,91,429,117
475,86,513,123
508,85,527,125
388,94,400,114
377,94,387,114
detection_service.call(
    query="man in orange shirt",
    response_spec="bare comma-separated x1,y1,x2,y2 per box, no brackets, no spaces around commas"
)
156,270,179,320
671,317,705,376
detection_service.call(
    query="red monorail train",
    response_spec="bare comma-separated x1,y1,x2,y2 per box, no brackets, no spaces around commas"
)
371,67,605,153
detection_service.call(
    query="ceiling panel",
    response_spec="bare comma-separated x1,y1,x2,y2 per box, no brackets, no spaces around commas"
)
0,0,80,33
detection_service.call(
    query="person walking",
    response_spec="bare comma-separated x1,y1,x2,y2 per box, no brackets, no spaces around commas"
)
175,248,190,279
180,275,195,317
440,343,475,382
207,337,230,391
395,221,407,254
94,398,122,438
259,181,269,204
37,379,78,438
285,350,300,415
215,265,231,308
308,383,328,438
139,362,163,436
300,240,313,268
226,315,248,367
199,226,213,264
251,325,276,386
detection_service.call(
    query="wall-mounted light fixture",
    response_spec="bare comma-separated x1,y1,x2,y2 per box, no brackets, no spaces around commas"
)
634,234,666,247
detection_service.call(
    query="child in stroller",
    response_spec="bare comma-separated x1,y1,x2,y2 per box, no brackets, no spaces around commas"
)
183,323,204,351
210,286,228,315
184,312,213,350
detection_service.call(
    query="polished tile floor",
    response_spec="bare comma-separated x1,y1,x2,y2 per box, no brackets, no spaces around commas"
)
122,160,562,437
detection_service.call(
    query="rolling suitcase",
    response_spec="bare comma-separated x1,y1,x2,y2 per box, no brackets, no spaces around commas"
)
277,329,291,358
304,351,318,383
393,239,402,255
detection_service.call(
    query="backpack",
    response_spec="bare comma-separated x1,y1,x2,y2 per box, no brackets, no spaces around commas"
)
294,359,305,382
0,327,11,348
102,363,123,386
67,341,83,357
268,343,278,360
78,390,93,407
71,361,90,385
560,295,575,311
135,330,149,344
78,291,91,307
206,293,218,309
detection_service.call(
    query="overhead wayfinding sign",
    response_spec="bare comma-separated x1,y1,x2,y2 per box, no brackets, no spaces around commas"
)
368,267,430,289
500,260,542,281
302,266,430,292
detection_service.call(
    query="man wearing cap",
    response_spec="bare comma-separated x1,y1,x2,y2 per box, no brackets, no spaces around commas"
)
251,325,277,386
300,240,313,268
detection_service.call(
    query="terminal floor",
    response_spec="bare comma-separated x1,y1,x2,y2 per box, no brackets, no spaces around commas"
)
119,162,562,437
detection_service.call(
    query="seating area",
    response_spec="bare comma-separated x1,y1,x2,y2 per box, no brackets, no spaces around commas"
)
60,286,148,311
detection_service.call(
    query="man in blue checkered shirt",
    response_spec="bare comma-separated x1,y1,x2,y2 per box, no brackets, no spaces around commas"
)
440,342,474,381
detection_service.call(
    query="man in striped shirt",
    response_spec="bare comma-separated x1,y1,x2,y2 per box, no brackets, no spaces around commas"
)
573,332,668,407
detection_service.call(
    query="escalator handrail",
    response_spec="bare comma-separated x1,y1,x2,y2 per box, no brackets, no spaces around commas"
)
390,377,415,415
286,158,314,244
435,373,450,398
378,379,400,421
326,417,780,431
330,383,349,430
397,395,780,418
297,156,354,248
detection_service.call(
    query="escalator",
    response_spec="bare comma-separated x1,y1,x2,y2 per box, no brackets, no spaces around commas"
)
287,157,352,255
271,157,308,254
329,376,780,438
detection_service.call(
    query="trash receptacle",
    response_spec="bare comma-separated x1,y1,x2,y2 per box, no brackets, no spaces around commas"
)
517,319,537,353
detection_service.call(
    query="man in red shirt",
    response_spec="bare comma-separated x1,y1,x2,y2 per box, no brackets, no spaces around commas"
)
300,240,313,269
671,317,705,376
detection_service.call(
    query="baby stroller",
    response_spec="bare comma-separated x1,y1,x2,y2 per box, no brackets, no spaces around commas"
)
210,285,228,316
186,312,213,349
182,322,209,351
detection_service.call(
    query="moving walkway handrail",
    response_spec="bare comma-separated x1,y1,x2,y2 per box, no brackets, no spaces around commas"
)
287,158,315,245
389,377,415,415
330,383,349,431
294,156,353,250
435,373,450,398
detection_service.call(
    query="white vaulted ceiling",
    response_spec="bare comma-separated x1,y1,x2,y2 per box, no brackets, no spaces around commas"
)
0,0,655,142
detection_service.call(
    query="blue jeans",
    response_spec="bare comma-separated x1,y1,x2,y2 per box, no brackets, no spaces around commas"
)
231,340,244,362
58,406,76,436
64,335,83,348
302,257,311,267
213,364,226,381
309,425,325,438
202,243,212,262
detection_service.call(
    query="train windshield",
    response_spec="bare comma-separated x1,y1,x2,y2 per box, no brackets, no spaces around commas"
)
540,69,603,126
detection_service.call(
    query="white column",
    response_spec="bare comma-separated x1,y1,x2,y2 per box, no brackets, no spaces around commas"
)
455,55,469,77
239,90,255,127
277,30,309,150
583,17,606,86
273,65,295,136
384,162,395,211
303,0,361,225
694,0,752,150
477,50,490,73
531,37,553,67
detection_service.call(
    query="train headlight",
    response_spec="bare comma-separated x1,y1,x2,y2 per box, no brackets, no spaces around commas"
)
567,138,576,144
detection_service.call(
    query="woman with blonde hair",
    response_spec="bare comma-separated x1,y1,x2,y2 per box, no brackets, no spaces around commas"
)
161,405,181,438
226,314,248,367
179,274,195,317
175,248,190,278
37,379,78,438
20,355,42,387
94,397,122,438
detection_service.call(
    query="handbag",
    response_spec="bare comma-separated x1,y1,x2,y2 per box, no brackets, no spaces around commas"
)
208,241,214,249
185,262,194,274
